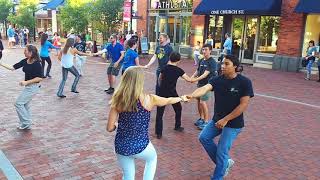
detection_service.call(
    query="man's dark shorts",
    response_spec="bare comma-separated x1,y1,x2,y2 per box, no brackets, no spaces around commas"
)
107,62,121,76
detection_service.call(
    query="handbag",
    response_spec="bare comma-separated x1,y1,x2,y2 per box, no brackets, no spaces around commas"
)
301,59,308,67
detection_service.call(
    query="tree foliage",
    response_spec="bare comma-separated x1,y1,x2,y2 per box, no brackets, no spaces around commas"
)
0,0,13,22
7,0,38,29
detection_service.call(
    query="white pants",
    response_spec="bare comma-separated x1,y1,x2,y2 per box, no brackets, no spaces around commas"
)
116,142,157,180
75,55,86,75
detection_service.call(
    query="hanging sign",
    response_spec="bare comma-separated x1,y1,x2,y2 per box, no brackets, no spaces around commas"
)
152,0,189,9
123,1,131,22
210,10,245,15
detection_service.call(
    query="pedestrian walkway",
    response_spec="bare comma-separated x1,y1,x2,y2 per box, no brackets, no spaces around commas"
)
0,46,319,179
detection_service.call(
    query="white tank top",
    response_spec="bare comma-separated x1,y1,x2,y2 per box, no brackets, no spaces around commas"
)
61,48,74,68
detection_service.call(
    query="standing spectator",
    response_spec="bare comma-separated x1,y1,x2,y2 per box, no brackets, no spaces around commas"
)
193,41,201,66
205,34,214,49
53,32,61,56
0,45,43,130
144,33,173,95
93,34,125,94
40,33,59,78
191,44,218,130
46,28,54,43
187,55,254,180
23,26,29,44
223,33,232,55
303,40,317,80
107,66,188,180
7,25,15,48
14,28,19,47
119,34,125,46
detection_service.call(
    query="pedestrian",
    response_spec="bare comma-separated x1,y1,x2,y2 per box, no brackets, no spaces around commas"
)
93,34,125,94
40,33,59,78
155,51,192,139
187,55,254,180
144,33,173,95
0,45,43,130
205,34,214,49
193,41,201,66
0,39,3,60
57,38,91,98
303,40,317,80
223,33,232,55
7,25,15,48
107,66,188,180
74,35,87,76
191,44,218,130
121,39,140,75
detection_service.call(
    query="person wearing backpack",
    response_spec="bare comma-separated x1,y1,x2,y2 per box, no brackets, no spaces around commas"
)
191,44,218,130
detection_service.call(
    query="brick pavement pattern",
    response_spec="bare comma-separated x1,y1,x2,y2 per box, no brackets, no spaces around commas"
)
0,44,319,180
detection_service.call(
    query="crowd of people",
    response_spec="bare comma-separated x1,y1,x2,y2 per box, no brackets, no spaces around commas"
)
0,27,319,180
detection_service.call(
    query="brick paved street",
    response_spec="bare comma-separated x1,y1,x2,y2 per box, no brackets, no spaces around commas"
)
0,43,319,180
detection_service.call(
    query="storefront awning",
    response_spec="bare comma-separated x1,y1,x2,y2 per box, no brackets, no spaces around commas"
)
194,0,282,16
295,0,320,13
43,0,65,10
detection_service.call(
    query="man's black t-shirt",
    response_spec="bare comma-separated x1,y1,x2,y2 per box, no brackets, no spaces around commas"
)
13,59,42,81
197,57,217,87
209,74,254,128
74,42,86,53
159,64,185,97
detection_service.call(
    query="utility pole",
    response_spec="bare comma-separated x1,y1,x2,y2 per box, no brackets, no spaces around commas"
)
130,0,133,33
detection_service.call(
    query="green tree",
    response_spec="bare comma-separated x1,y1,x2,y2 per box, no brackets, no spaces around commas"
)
7,0,38,29
0,0,13,22
89,0,124,38
59,0,91,34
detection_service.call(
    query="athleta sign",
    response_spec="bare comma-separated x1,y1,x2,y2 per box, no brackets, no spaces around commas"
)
151,0,189,9
211,10,245,15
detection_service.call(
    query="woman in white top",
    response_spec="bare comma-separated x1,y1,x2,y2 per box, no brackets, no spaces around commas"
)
57,38,91,98
193,41,201,66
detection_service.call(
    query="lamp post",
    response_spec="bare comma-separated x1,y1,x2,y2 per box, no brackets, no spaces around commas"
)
130,0,133,33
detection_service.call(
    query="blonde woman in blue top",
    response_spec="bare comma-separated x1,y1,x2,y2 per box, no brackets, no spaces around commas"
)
107,67,188,180
40,33,59,78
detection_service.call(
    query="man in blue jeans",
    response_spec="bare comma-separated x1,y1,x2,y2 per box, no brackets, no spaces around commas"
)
187,55,254,180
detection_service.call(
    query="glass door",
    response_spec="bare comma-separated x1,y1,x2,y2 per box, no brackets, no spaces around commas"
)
231,16,258,64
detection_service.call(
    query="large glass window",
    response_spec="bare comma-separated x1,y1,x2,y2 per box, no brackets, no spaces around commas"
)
302,15,320,56
208,16,223,48
148,16,157,43
257,16,280,54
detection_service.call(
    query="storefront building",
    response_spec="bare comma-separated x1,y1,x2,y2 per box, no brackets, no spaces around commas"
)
137,0,320,72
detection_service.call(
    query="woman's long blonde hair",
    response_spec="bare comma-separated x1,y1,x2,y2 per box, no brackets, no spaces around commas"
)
111,66,145,112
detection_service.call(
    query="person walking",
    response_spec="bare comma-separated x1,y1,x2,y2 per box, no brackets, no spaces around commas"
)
93,34,125,94
121,39,140,75
303,40,317,80
0,45,43,130
107,66,188,180
223,33,232,55
144,33,173,95
191,44,218,130
187,55,254,180
57,38,91,98
155,52,192,139
40,33,59,78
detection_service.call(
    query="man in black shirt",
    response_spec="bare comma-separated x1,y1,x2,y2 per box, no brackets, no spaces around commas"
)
187,55,254,180
155,52,192,139
191,44,218,130
74,35,87,76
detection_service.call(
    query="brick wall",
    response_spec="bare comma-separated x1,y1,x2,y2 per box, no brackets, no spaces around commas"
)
136,0,148,36
191,0,205,47
277,0,305,57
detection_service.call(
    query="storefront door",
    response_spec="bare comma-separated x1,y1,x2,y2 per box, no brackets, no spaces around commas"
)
231,16,258,64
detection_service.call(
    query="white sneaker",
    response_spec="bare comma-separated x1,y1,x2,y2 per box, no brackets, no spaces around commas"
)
17,125,31,130
224,159,235,177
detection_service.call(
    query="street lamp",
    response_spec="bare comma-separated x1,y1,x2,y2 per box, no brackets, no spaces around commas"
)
130,0,133,33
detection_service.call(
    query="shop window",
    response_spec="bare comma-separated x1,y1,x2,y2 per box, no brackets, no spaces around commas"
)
257,16,280,54
180,16,191,45
302,15,320,56
208,16,223,49
148,16,157,43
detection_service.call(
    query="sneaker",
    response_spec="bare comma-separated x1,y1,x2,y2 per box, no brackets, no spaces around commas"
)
224,159,235,177
305,77,310,80
104,87,111,92
17,124,31,130
194,118,204,126
46,75,52,78
197,122,208,130
174,127,184,132
106,88,114,94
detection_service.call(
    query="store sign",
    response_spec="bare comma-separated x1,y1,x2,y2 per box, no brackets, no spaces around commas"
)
211,10,245,15
123,1,131,22
152,0,188,9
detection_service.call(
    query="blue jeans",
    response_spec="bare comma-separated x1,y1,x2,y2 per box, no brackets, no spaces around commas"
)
57,66,80,96
116,142,157,180
199,120,242,180
306,60,314,77
15,84,40,127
